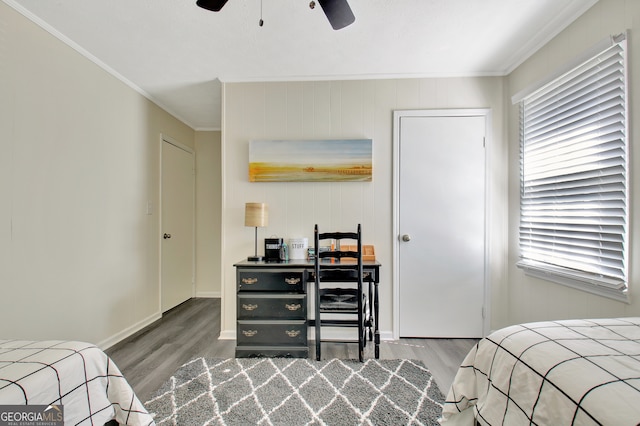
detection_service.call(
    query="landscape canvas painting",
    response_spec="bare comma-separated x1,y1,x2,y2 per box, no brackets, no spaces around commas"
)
249,139,373,182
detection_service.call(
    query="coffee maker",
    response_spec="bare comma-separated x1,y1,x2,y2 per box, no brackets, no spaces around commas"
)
264,238,283,262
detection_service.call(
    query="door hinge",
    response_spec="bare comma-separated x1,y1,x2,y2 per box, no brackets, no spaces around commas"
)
481,306,486,319
483,137,486,148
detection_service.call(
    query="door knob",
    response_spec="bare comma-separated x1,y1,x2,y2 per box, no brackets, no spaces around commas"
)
401,234,411,242
163,233,172,239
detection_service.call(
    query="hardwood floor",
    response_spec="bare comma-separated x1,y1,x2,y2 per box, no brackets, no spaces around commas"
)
106,298,477,403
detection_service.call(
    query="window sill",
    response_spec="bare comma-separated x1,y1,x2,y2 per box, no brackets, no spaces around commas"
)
516,260,629,304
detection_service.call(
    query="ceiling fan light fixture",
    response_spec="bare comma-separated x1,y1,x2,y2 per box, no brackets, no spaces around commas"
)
318,0,355,30
196,0,229,12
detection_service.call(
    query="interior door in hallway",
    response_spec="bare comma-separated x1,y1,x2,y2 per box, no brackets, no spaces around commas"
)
161,138,195,312
396,111,487,338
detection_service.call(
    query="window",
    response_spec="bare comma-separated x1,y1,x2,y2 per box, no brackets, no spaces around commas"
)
516,33,629,302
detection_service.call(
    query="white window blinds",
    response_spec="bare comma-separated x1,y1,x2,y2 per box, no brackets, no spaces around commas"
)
518,34,629,301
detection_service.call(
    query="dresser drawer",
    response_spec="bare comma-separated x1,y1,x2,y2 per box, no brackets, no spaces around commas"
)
237,269,306,292
237,321,307,346
238,294,306,320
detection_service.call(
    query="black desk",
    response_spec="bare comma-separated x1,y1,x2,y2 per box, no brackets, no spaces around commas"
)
233,259,381,358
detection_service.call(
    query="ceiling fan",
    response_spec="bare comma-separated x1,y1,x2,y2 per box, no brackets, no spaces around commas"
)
196,0,356,30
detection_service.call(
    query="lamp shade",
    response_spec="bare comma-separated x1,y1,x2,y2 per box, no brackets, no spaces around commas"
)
245,203,268,227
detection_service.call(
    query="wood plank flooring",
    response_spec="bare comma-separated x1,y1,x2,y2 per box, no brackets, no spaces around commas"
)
106,298,477,403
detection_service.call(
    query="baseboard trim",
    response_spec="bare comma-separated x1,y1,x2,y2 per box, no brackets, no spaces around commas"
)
98,311,162,350
309,328,393,341
196,291,221,298
379,330,393,341
218,329,236,340
218,329,394,341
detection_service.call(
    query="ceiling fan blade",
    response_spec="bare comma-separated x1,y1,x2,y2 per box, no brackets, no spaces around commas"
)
196,0,229,12
318,0,355,30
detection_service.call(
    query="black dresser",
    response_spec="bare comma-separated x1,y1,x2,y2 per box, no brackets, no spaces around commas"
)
233,259,381,358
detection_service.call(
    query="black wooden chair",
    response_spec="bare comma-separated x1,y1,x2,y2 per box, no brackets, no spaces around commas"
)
313,224,371,362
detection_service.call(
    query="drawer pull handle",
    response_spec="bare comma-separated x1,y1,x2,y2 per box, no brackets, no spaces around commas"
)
286,330,301,337
242,330,258,337
242,303,258,311
242,277,258,285
285,277,301,285
285,303,301,311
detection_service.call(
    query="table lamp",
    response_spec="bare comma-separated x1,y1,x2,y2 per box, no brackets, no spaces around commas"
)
245,202,268,261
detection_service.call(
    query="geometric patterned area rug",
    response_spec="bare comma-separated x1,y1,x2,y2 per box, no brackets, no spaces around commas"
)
144,357,446,425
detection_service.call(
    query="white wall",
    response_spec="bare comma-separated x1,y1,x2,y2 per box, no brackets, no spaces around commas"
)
195,131,222,297
506,0,640,322
0,2,197,347
8,0,631,349
221,78,510,338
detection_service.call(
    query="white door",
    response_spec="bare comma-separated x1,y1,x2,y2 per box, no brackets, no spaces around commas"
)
161,138,195,312
396,111,486,337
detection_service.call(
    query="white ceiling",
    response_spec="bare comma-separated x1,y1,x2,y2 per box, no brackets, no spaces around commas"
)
6,0,598,130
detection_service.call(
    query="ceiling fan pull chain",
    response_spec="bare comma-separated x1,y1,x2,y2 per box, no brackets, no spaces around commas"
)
259,0,264,26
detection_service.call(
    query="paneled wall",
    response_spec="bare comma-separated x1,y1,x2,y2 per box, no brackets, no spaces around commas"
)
195,131,222,297
221,78,509,338
0,2,195,346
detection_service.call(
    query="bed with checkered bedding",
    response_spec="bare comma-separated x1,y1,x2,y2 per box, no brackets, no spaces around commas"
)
441,317,640,425
0,340,155,425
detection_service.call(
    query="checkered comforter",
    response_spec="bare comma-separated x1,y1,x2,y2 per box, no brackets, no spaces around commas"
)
441,318,640,425
0,340,155,425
